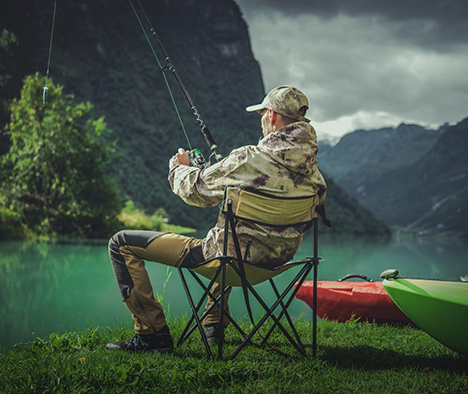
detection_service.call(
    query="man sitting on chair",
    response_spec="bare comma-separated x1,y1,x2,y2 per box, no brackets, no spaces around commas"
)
106,85,327,353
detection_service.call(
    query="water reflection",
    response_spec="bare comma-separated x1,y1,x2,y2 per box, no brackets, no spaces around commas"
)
0,234,467,351
0,241,126,351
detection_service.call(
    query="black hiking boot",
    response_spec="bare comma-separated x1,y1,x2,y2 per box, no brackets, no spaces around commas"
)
106,326,173,353
203,323,224,345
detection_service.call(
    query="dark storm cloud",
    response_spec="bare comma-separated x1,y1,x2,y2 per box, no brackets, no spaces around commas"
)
236,0,468,46
234,0,468,136
239,0,467,20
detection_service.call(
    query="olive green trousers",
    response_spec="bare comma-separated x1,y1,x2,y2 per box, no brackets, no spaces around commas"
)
108,230,230,335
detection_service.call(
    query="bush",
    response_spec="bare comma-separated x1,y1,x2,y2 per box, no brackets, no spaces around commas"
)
118,201,165,231
0,206,24,240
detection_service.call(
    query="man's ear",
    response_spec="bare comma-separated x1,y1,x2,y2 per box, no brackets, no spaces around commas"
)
269,109,276,124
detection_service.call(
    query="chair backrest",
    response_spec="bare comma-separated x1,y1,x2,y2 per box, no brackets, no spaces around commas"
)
221,186,319,227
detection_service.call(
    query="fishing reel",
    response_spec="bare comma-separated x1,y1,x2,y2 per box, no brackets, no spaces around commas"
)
189,149,208,169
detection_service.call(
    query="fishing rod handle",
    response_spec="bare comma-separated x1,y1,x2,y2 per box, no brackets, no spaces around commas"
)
201,126,222,162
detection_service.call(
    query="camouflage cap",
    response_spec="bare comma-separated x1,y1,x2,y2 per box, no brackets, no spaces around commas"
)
245,85,310,123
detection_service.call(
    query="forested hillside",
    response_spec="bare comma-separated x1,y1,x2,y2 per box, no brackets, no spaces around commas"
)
0,0,390,236
319,120,468,237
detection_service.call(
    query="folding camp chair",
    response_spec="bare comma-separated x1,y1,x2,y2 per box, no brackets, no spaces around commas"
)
177,186,331,359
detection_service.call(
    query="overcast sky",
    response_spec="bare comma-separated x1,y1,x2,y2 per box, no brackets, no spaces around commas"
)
235,0,468,139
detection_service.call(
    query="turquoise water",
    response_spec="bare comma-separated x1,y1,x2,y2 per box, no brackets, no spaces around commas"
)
1,234,467,351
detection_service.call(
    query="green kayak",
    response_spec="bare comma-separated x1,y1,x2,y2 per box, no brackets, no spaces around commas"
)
381,269,468,356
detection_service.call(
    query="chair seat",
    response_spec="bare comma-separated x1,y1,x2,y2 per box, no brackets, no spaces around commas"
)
191,257,314,287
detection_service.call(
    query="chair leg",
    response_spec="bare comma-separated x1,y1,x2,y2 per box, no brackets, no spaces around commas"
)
178,268,213,358
186,271,247,339
178,267,248,359
264,264,313,353
177,268,220,345
313,217,319,358
229,276,308,359
180,292,226,342
312,261,318,357
264,260,319,357
229,296,302,359
240,262,312,353
260,270,310,352
217,262,227,359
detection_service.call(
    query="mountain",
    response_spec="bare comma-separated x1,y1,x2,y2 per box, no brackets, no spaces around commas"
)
316,132,340,159
0,0,390,236
318,123,444,181
319,120,467,237
317,131,341,147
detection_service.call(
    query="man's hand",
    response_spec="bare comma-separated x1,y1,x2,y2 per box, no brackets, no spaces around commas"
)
174,148,190,166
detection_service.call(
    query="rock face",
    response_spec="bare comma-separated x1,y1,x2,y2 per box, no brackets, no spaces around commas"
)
1,0,391,235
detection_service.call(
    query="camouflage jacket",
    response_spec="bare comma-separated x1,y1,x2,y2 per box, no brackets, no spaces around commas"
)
168,121,327,267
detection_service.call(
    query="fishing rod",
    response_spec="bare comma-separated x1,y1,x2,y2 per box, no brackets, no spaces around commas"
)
43,0,58,106
129,0,223,168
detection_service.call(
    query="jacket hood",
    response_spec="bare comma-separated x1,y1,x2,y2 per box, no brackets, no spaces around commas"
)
258,121,319,177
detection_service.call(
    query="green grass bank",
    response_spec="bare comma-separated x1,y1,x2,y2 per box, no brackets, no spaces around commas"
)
1,318,467,393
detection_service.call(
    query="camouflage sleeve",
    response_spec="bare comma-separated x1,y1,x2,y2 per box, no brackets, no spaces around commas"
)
316,172,327,205
168,146,252,207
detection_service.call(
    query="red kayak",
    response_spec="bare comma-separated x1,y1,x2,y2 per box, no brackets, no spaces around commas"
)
295,274,412,325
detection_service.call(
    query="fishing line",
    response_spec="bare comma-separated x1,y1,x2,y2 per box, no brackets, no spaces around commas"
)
129,0,223,166
43,0,58,106
128,0,193,150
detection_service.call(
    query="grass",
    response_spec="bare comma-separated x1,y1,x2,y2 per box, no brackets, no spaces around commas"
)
1,318,467,394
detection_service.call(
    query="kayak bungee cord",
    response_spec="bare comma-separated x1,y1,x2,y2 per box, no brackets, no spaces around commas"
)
128,0,223,168
43,0,58,106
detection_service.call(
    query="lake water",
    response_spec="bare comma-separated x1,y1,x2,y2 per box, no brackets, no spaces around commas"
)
1,233,467,351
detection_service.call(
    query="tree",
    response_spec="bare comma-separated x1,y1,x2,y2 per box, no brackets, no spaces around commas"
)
0,73,121,240
0,29,18,89
0,29,19,154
